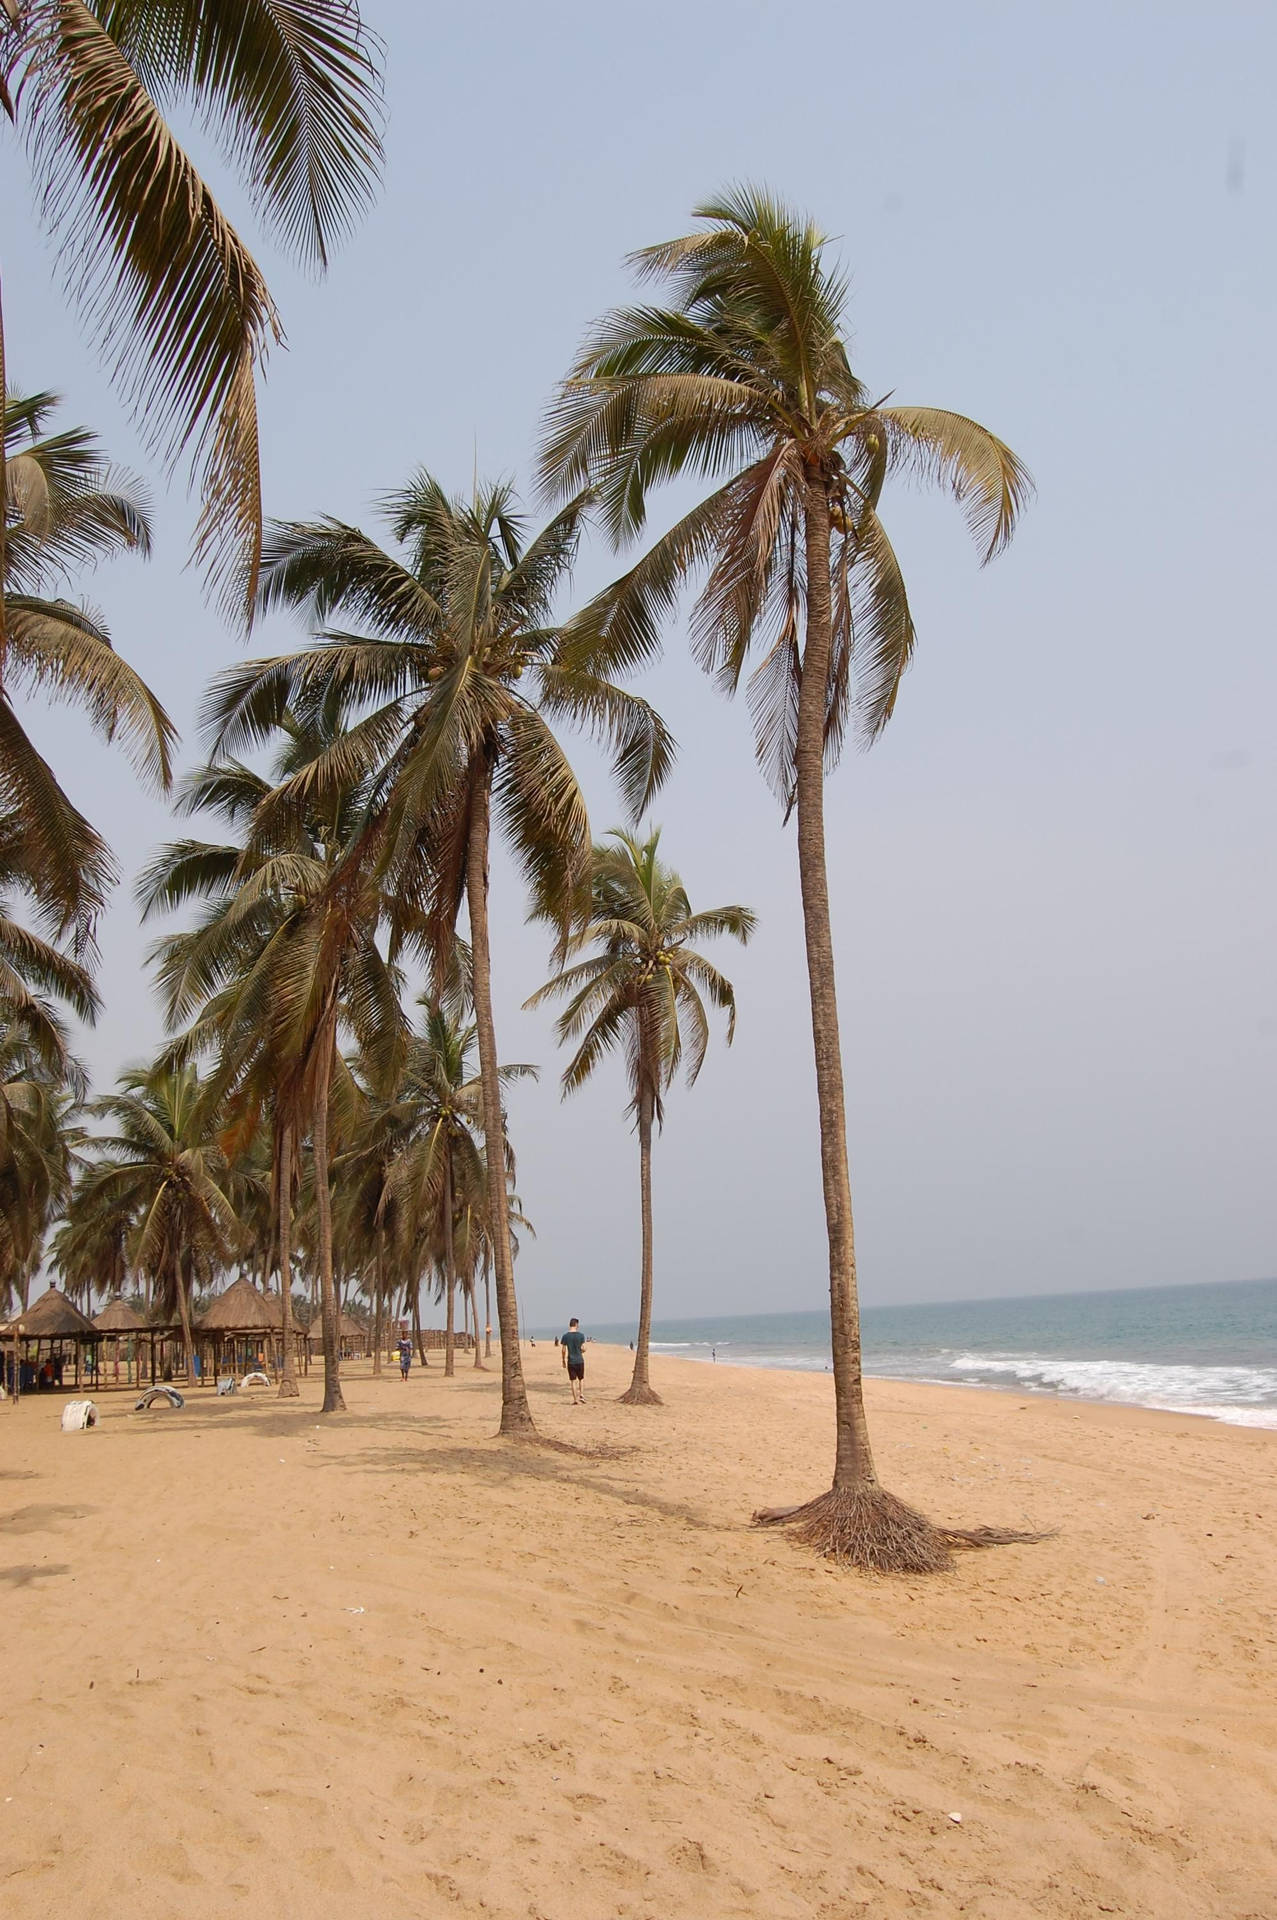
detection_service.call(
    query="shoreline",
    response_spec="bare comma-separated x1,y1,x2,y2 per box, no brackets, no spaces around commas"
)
587,1339,1277,1431
3,1342,1274,1916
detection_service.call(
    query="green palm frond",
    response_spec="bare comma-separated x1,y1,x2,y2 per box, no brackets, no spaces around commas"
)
5,593,174,787
0,698,113,947
529,826,751,1122
541,186,1032,796
6,1,383,617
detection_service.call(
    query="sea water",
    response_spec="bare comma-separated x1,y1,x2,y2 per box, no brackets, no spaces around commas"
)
584,1276,1277,1428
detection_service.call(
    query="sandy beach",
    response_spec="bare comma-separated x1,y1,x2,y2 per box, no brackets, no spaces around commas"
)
2,1344,1274,1918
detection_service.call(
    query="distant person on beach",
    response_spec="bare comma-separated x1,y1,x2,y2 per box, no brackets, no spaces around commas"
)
561,1319,586,1403
398,1335,412,1381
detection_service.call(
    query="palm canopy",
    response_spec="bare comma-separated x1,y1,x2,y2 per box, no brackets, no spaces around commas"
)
528,826,754,1120
0,1024,82,1310
540,184,1033,799
202,475,675,948
3,385,172,946
2,1,384,619
77,1058,237,1330
139,693,408,1135
377,999,533,1229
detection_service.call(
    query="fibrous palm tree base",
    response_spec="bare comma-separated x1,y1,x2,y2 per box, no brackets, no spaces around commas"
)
277,1378,300,1399
756,1483,1051,1573
618,1382,663,1406
321,1387,347,1414
756,1484,954,1572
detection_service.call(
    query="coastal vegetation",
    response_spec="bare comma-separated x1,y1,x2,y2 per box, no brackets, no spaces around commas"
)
2,165,1031,1570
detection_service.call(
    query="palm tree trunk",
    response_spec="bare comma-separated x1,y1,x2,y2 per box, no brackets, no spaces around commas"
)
176,1248,196,1391
412,1281,426,1367
483,1268,492,1358
470,1278,483,1366
371,1228,384,1377
312,1005,346,1414
796,479,873,1490
465,762,535,1435
757,476,949,1571
443,1140,456,1378
277,1122,300,1398
621,1085,661,1405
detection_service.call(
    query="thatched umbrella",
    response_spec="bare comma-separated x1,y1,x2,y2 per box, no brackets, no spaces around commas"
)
4,1286,101,1395
196,1276,305,1384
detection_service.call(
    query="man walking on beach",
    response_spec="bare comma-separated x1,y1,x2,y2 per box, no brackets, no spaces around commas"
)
561,1318,586,1403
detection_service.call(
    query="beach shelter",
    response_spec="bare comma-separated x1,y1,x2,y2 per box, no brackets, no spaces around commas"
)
92,1295,154,1389
306,1309,369,1361
196,1276,306,1384
2,1286,102,1397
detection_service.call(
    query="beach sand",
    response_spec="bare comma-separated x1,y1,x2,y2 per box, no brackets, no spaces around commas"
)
2,1342,1274,1918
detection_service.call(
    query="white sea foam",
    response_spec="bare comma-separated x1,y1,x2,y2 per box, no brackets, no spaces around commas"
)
941,1352,1277,1424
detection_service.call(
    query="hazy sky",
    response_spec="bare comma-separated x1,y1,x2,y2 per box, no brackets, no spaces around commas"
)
4,0,1273,1326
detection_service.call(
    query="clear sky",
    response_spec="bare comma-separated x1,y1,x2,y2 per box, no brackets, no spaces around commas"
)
3,0,1273,1326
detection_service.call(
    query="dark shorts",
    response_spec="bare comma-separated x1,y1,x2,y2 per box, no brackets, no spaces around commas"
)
567,1361,585,1381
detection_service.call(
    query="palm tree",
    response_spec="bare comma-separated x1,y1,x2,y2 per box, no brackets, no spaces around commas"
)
0,3,384,630
203,475,672,1436
376,999,534,1378
540,188,1032,1567
3,387,171,946
528,827,752,1403
140,699,408,1412
0,1025,82,1311
78,1059,237,1382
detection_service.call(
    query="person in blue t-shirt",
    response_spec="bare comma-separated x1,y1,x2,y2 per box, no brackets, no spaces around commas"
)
560,1318,587,1403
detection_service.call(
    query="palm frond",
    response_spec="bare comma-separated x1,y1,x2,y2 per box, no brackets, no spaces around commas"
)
875,406,1033,563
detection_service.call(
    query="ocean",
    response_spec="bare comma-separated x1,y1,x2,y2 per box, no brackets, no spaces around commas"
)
579,1276,1277,1429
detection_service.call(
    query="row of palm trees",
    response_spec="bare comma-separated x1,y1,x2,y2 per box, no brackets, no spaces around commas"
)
3,175,1032,1568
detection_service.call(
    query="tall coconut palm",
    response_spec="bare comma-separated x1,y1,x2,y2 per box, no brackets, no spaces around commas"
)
78,1059,236,1381
0,3,384,631
139,747,302,1389
3,387,170,945
528,826,753,1404
203,475,672,1436
376,999,534,1378
541,188,1032,1567
140,698,408,1411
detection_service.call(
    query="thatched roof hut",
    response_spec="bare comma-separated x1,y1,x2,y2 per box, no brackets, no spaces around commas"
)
93,1295,146,1334
2,1287,101,1396
11,1287,100,1340
197,1276,302,1334
193,1277,307,1386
